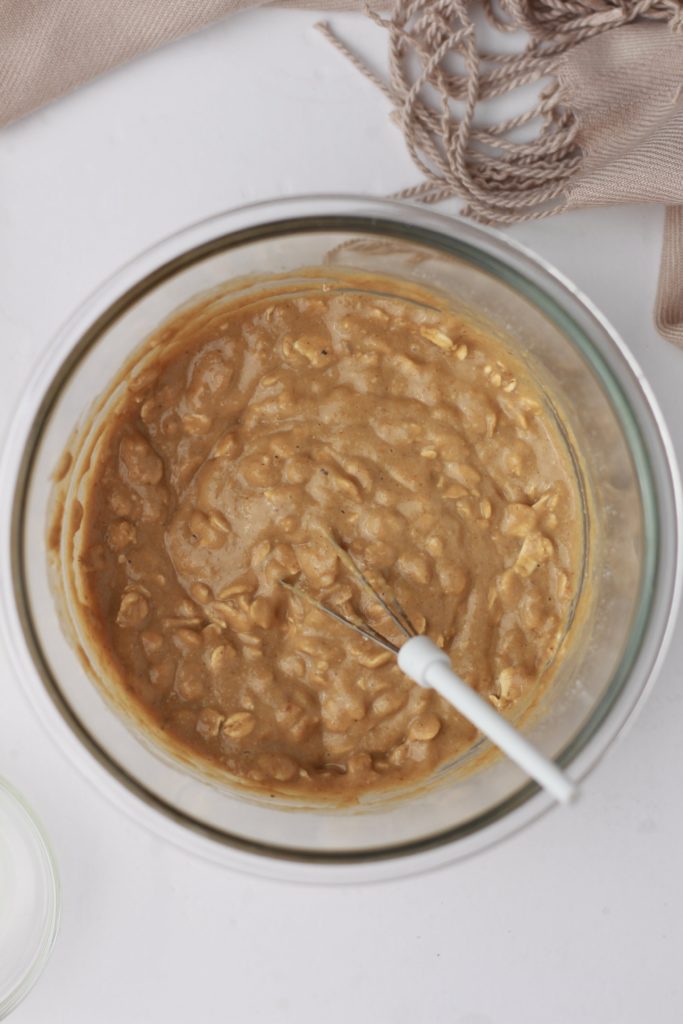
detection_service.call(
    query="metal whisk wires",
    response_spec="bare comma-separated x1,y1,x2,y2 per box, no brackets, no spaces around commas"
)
280,530,578,804
280,531,417,653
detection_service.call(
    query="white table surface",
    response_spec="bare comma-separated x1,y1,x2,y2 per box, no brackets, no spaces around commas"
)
2,11,683,1023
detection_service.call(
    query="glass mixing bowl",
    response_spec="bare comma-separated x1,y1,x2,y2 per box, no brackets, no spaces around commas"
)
1,196,679,882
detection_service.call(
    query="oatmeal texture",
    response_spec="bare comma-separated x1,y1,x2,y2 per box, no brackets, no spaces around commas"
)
68,276,581,797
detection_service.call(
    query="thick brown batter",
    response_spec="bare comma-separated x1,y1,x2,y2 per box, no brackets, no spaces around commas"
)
61,274,582,797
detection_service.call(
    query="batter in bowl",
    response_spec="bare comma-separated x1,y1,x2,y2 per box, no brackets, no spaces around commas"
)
52,272,583,798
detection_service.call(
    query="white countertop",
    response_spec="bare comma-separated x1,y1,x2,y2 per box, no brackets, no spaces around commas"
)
2,11,683,1023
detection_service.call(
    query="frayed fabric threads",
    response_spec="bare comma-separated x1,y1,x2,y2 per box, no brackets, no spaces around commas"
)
320,1,683,345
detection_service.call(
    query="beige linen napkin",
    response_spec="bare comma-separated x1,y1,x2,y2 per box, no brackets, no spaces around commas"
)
558,24,683,345
3,0,683,345
0,0,364,128
323,1,683,347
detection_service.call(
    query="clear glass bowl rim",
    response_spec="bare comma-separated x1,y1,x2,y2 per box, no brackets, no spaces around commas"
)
0,776,60,1019
1,194,680,883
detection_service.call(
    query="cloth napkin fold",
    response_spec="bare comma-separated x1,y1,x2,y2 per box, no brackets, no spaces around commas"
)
3,0,683,346
557,23,683,345
0,0,370,128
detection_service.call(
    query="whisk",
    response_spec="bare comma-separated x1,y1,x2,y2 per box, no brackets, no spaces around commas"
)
283,534,576,804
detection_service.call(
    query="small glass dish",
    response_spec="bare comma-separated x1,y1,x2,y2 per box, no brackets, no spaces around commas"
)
0,196,680,882
0,778,59,1019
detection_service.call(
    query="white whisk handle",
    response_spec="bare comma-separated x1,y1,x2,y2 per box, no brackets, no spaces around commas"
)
397,635,577,805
